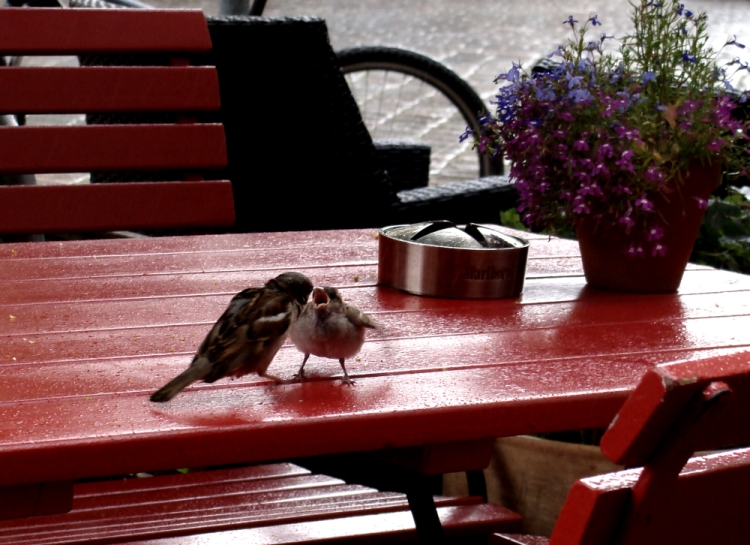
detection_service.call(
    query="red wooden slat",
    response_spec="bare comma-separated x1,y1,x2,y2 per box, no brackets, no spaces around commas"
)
0,504,518,545
1,323,747,404
0,365,639,486
74,463,312,498
0,9,212,55
601,351,750,466
0,67,221,114
109,504,519,545
546,448,750,545
0,125,227,174
0,226,535,260
0,182,235,234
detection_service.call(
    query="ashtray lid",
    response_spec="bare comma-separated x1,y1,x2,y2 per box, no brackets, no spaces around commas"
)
384,220,527,249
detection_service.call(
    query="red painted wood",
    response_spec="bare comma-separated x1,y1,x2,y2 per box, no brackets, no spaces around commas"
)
546,448,750,545
600,351,750,466
108,504,519,545
0,230,747,506
0,461,519,544
0,182,235,234
0,125,226,174
0,67,221,114
0,9,212,55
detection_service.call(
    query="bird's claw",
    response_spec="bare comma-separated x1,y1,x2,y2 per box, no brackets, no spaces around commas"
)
293,370,306,382
341,376,355,386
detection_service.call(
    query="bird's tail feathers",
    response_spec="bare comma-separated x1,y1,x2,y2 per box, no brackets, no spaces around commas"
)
150,359,211,403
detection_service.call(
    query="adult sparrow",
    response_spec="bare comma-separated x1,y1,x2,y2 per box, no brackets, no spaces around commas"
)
150,272,313,402
290,286,377,385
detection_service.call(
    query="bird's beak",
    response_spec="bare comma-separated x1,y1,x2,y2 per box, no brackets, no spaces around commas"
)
312,287,330,309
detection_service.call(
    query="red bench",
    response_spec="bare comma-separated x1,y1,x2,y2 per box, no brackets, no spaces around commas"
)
0,8,234,237
0,462,521,544
491,350,750,545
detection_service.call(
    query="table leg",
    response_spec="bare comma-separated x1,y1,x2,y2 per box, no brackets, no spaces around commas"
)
404,471,445,543
466,469,488,502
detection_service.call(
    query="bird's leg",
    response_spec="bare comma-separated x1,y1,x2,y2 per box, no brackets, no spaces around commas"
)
294,354,310,381
259,371,285,384
339,358,355,386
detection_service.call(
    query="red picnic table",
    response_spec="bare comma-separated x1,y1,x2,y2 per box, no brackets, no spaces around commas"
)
0,227,748,534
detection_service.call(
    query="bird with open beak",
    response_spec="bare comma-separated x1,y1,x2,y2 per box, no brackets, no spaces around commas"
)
290,286,377,385
150,272,313,402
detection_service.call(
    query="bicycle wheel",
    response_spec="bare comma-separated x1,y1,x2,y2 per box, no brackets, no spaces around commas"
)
338,46,502,186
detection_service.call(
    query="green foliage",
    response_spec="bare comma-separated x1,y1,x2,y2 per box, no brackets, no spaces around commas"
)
499,208,527,231
691,188,750,273
499,208,577,240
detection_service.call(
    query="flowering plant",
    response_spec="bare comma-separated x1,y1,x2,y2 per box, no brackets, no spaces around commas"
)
464,0,750,257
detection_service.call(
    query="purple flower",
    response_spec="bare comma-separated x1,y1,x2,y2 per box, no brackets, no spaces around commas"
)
646,225,664,241
563,16,578,27
613,125,639,140
567,75,584,88
678,99,701,115
536,86,556,101
644,165,664,184
591,163,609,177
693,196,708,210
625,245,645,258
727,35,746,49
569,89,592,103
589,15,601,26
502,62,522,83
707,140,723,152
682,52,698,63
573,139,589,151
652,243,667,257
635,194,654,212
641,71,657,85
572,196,590,214
619,214,635,229
559,112,574,123
579,181,603,197
616,150,636,172
597,143,614,158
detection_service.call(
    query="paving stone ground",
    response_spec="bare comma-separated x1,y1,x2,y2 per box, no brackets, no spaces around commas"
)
157,0,750,103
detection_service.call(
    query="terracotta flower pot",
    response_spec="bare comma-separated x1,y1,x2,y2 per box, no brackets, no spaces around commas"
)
575,161,722,293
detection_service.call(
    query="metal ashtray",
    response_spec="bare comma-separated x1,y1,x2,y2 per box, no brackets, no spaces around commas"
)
378,221,529,299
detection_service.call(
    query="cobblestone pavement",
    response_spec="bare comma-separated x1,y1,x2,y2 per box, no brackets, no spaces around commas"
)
162,0,750,103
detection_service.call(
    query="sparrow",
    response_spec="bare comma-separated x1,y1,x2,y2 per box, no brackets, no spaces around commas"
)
150,272,314,402
289,286,377,385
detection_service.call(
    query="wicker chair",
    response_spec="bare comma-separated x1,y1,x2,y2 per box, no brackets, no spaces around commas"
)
72,3,517,232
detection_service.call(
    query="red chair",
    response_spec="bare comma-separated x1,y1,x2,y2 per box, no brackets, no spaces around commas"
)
491,350,750,545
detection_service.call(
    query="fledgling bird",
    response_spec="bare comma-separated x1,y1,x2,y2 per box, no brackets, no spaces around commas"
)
289,286,377,385
150,272,313,402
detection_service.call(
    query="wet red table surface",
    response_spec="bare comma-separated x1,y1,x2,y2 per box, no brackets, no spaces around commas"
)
1,227,748,491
